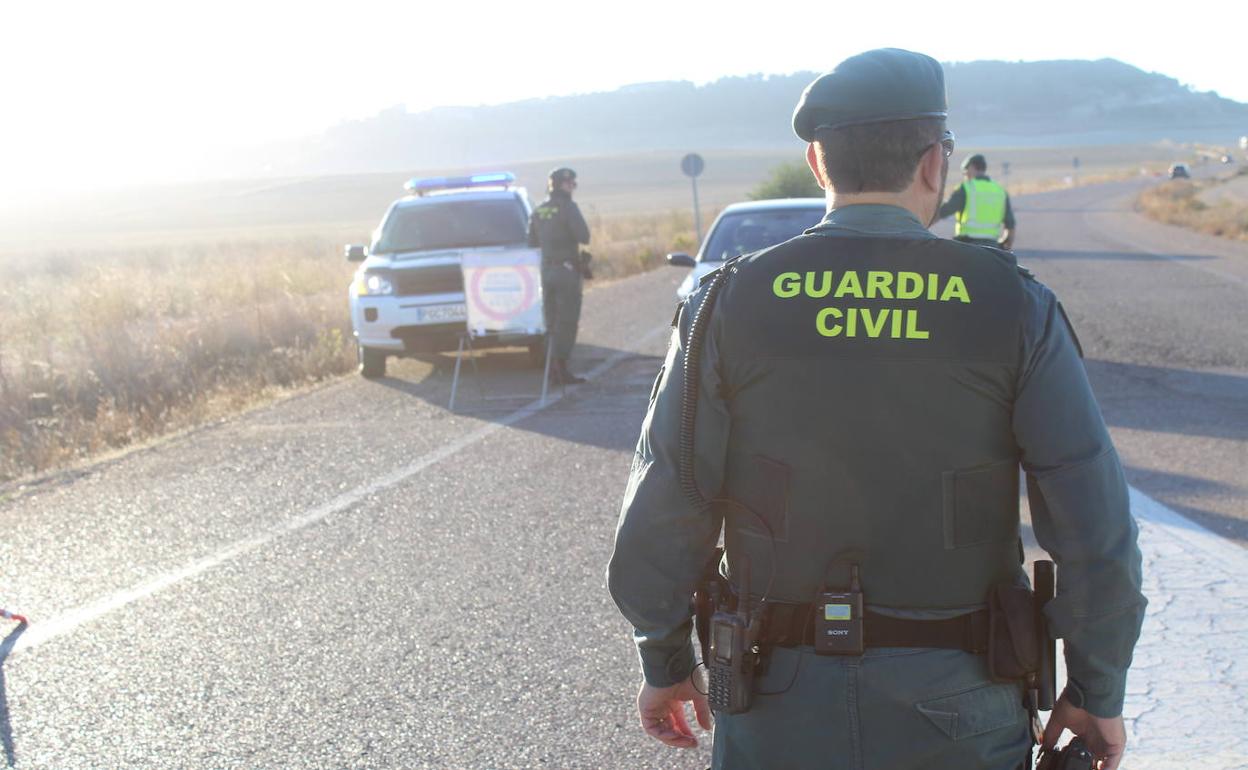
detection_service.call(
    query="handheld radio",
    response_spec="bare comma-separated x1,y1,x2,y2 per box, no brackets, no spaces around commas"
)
707,556,760,714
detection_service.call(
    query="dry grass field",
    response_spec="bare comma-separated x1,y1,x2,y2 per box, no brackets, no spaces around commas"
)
1137,167,1248,241
0,143,1202,482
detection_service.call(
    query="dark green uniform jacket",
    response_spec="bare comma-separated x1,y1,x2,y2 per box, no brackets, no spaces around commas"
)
528,188,590,267
609,205,1145,724
528,189,591,360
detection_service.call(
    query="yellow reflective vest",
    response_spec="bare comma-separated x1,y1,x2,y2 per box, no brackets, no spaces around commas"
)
955,178,1007,240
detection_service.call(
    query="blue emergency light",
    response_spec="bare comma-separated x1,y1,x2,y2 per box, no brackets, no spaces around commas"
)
404,172,516,196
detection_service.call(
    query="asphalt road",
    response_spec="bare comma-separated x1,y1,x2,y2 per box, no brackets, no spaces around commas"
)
999,178,1248,542
1,178,1245,768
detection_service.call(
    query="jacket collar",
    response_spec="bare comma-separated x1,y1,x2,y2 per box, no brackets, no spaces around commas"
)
809,204,937,239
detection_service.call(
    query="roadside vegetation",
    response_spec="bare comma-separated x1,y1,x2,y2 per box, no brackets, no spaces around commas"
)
1136,170,1248,241
748,162,823,200
0,212,701,483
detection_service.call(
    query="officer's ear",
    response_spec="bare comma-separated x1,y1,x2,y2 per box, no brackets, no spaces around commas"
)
916,142,945,195
805,144,829,190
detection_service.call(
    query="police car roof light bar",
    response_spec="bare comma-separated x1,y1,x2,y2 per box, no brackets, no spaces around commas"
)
404,172,517,196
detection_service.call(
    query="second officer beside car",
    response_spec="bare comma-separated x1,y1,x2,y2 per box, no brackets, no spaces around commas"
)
528,167,591,385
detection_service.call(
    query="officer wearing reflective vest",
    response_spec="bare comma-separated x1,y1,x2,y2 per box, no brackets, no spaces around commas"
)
607,48,1144,770
938,153,1017,249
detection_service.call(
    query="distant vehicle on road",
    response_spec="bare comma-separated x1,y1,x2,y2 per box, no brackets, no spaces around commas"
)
1169,163,1191,179
345,173,544,378
667,198,826,299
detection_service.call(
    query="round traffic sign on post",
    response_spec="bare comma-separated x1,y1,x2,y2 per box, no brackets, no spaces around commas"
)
681,153,705,178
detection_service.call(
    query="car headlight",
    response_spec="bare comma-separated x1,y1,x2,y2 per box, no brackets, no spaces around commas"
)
355,272,394,296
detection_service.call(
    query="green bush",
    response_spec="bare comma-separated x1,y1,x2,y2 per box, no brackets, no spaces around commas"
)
748,162,823,200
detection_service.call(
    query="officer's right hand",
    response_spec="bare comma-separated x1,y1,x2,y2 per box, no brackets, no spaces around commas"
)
1041,695,1127,770
636,672,712,749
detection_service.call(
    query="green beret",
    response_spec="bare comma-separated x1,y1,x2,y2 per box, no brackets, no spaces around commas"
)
792,48,947,142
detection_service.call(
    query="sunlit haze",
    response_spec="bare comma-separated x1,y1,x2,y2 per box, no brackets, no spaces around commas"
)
2,0,1244,199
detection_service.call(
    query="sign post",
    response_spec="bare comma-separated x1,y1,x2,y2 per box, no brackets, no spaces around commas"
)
681,153,705,245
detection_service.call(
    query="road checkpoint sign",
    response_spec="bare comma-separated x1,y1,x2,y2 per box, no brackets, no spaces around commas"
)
461,248,545,336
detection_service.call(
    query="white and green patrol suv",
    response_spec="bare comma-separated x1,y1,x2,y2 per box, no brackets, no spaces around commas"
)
346,172,545,378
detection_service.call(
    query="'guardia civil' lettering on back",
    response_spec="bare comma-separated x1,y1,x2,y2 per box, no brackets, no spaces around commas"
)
771,270,971,339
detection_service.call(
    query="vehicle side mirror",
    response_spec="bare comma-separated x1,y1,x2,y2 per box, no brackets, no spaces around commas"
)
666,252,696,268
345,244,367,262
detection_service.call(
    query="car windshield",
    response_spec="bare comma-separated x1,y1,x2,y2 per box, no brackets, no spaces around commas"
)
700,208,826,262
373,198,528,254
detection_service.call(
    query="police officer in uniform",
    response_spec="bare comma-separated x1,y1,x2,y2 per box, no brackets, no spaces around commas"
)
938,153,1017,249
608,48,1144,770
528,167,591,384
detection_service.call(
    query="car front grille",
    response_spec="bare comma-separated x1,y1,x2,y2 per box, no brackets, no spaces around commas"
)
392,264,463,296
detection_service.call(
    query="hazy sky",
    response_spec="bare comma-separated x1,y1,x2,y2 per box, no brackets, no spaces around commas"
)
2,0,1244,196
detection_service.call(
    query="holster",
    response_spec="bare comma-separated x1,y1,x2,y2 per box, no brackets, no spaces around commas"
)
987,582,1041,682
991,561,1058,768
577,250,594,280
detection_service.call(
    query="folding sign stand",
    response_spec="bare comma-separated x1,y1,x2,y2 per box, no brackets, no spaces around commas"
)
448,332,484,411
448,249,552,411
447,330,554,411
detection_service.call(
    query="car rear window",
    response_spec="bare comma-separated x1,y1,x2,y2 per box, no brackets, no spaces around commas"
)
373,198,528,254
701,208,826,262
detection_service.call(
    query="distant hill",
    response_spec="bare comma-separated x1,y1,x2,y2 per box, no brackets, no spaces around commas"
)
235,59,1248,177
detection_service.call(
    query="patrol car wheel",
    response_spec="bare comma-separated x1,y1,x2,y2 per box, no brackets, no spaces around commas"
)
358,344,387,379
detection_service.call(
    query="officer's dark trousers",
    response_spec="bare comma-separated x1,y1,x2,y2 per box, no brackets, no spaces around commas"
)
541,264,582,361
711,646,1031,770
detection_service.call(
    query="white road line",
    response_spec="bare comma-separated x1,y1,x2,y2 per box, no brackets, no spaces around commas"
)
11,323,673,656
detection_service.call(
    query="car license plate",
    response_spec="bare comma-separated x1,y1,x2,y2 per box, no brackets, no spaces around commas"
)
417,303,467,323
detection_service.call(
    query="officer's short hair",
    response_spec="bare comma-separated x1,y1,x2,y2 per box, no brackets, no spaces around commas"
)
812,117,946,193
962,154,987,172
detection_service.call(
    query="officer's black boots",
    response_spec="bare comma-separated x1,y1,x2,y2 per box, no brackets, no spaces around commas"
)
552,359,585,385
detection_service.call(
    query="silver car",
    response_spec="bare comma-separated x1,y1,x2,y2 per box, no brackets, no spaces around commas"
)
667,198,827,299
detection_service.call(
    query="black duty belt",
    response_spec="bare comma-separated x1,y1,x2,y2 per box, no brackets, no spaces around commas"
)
763,603,990,654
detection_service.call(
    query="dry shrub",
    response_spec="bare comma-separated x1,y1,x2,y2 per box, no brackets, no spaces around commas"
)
0,236,357,481
1137,180,1248,241
589,209,708,280
0,213,699,481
